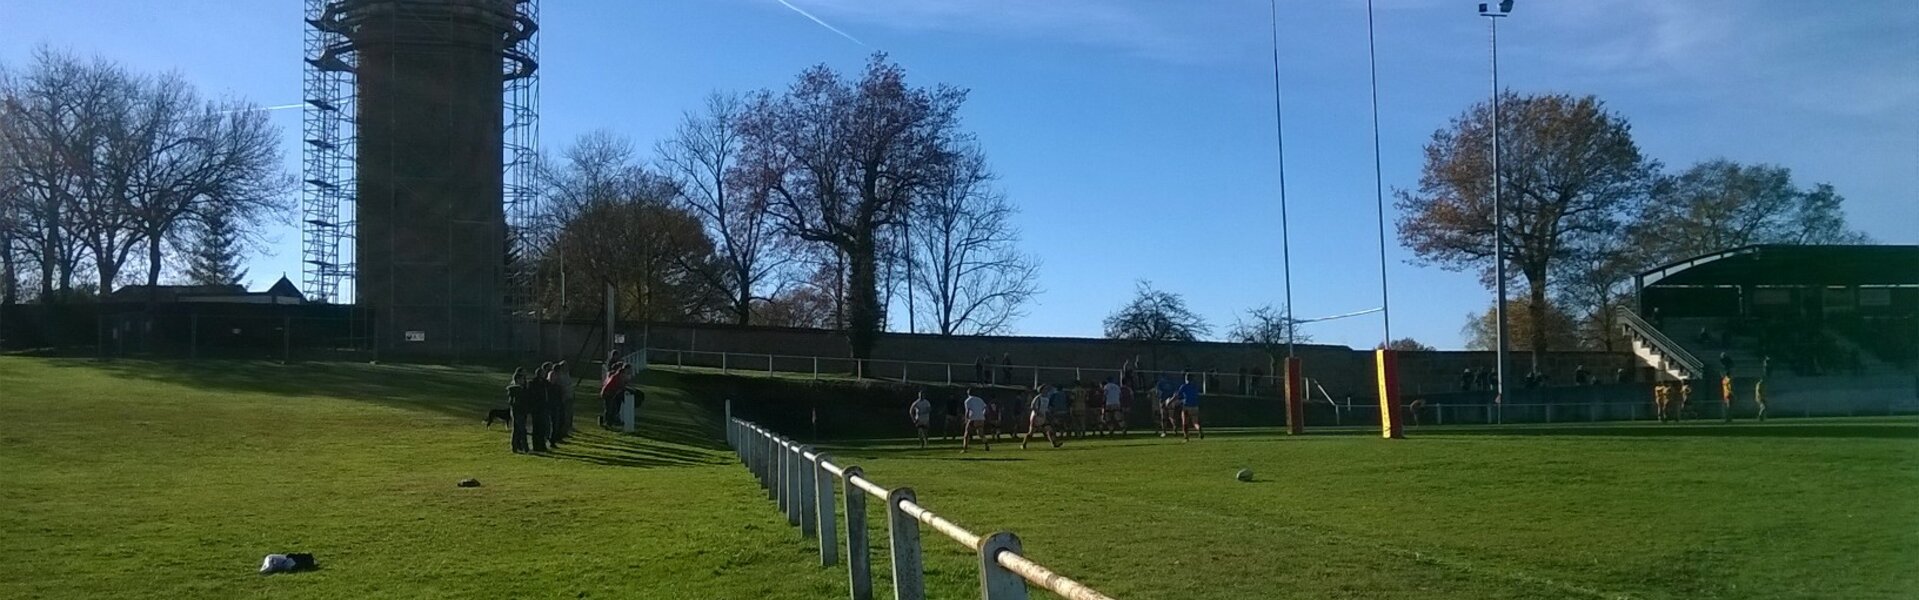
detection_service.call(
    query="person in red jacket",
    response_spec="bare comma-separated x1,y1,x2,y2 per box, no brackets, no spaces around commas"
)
600,362,630,428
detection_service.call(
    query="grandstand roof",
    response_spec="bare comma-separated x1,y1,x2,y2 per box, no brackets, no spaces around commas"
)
1638,245,1919,289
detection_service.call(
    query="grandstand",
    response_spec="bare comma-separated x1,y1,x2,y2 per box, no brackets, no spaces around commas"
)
1620,244,1918,415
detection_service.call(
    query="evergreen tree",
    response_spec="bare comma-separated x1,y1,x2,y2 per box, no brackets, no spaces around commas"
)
185,205,246,287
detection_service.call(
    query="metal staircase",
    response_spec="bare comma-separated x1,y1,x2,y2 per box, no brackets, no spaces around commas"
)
1617,306,1703,381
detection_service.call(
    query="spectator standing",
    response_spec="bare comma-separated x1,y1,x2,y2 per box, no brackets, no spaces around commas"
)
601,363,629,428
552,361,575,440
1574,365,1591,386
526,363,552,453
544,363,568,446
506,369,532,454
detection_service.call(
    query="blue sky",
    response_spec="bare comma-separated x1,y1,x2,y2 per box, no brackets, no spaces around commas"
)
4,0,1914,349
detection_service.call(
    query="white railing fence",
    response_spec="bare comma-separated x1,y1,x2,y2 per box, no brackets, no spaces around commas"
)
724,400,1116,600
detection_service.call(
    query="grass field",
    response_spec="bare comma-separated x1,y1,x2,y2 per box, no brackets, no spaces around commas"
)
2,356,1914,599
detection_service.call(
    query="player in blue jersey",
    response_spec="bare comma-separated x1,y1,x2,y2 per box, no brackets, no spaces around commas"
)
1177,373,1204,441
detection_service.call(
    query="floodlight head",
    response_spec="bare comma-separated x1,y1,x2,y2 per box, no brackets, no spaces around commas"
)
1500,0,1514,13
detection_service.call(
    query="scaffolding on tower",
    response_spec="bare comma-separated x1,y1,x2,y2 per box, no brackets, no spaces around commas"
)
503,0,541,322
300,0,357,305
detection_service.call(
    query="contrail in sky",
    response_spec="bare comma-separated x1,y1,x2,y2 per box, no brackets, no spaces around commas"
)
773,0,865,46
217,103,304,115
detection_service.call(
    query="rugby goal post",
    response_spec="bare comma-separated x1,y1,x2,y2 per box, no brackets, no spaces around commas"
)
1375,349,1405,439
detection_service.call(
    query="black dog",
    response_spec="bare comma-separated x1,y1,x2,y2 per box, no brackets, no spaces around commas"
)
484,408,512,427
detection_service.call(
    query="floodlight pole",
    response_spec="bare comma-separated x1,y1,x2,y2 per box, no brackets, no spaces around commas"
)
1481,1,1512,402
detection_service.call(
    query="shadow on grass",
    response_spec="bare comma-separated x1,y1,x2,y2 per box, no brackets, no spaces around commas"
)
1431,421,1917,440
44,358,730,453
48,358,502,417
880,455,1030,462
541,439,727,469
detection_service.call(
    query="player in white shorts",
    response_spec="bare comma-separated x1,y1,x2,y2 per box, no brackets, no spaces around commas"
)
962,389,990,452
1100,377,1124,435
1022,384,1063,449
909,390,933,449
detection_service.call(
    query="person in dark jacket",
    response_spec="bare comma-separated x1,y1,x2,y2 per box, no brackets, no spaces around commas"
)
506,368,532,454
527,363,553,452
545,361,568,446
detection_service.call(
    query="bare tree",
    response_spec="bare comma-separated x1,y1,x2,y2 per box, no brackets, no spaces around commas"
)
0,49,287,301
1227,304,1310,347
1551,229,1643,351
0,49,113,299
70,65,150,294
753,272,838,329
537,133,724,321
738,53,968,358
907,144,1036,336
1635,159,1869,259
1106,280,1211,372
126,92,290,297
1227,303,1309,374
658,93,790,325
529,130,647,315
0,96,22,303
1105,281,1211,342
537,130,646,234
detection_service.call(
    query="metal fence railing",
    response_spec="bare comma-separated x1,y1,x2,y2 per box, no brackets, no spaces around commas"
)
725,401,1115,600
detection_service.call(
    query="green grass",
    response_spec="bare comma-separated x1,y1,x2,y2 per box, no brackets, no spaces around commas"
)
2,356,1914,599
